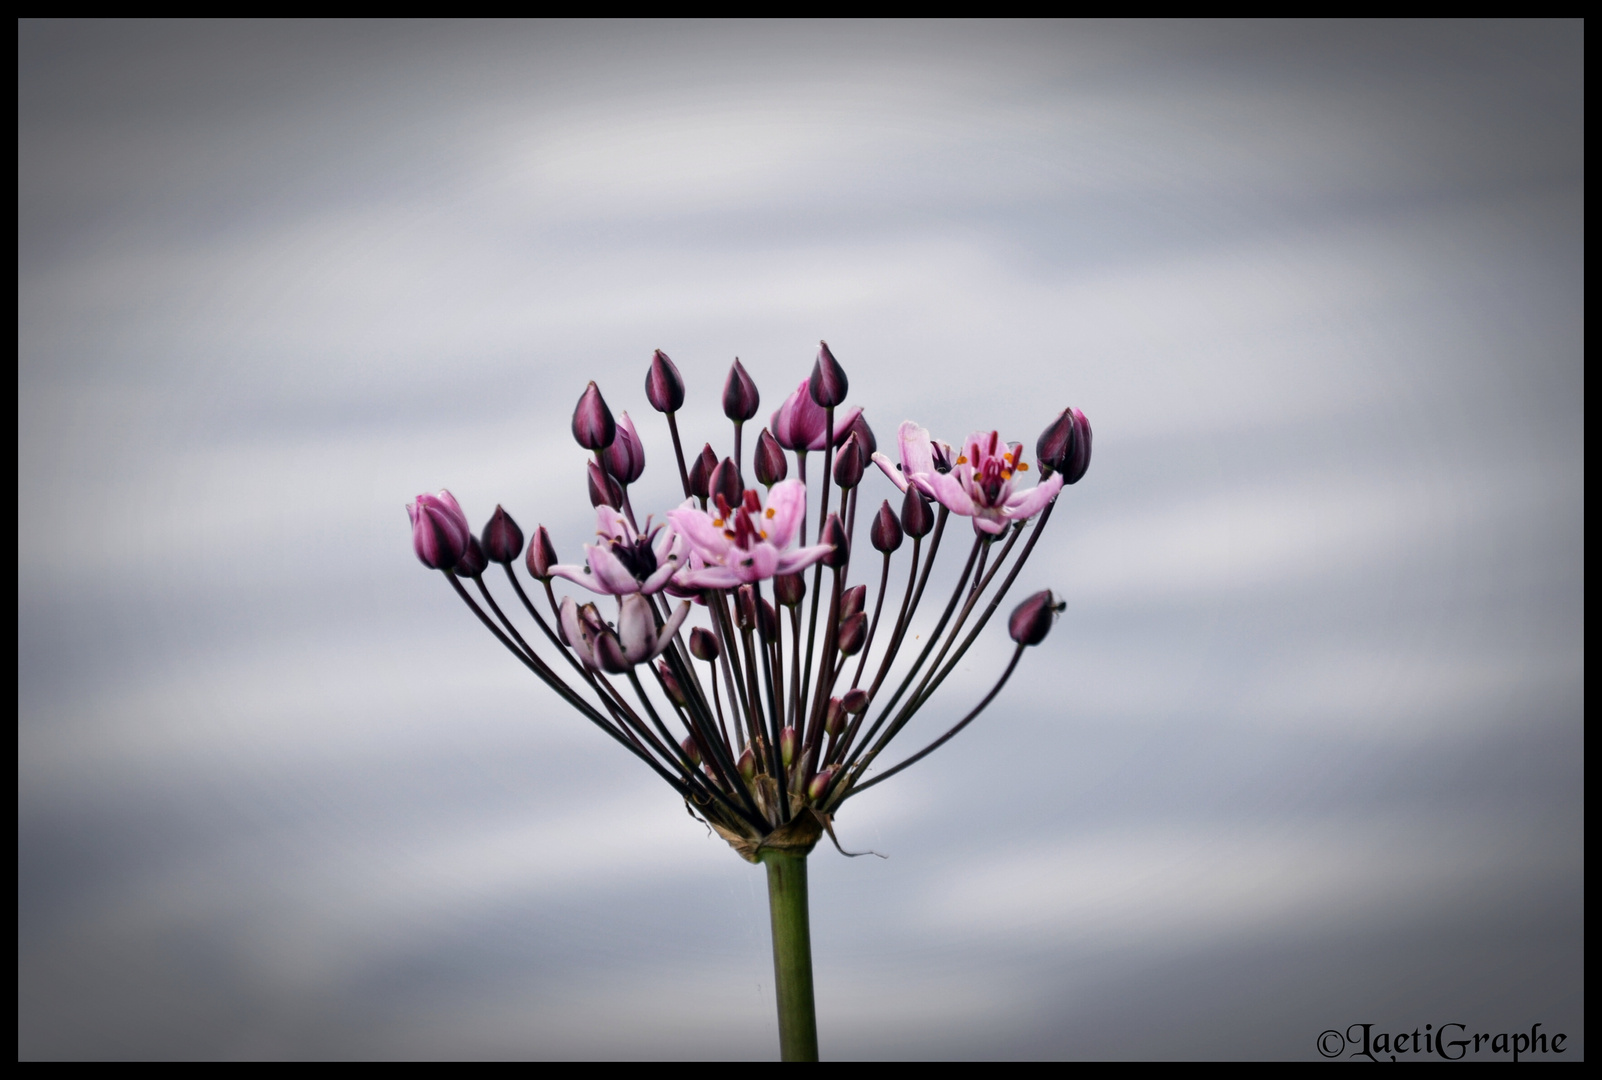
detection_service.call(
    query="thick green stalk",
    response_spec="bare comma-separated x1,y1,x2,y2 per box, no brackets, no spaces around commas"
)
761,851,819,1061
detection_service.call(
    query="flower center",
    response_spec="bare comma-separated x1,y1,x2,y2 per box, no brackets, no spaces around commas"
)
713,490,774,550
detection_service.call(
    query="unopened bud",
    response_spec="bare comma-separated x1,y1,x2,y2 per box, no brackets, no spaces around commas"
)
807,766,838,803
1063,408,1092,485
645,349,685,413
571,381,616,450
738,744,757,782
680,733,701,766
601,411,645,485
689,627,720,661
870,499,903,553
837,611,868,655
832,431,865,489
773,572,805,607
710,458,743,512
689,443,718,500
481,504,524,565
525,525,558,580
753,427,788,486
1008,589,1064,646
758,599,779,643
1035,408,1076,475
722,358,761,422
780,726,798,767
841,687,869,714
820,513,849,568
456,535,487,577
408,490,470,571
735,584,757,630
901,488,935,538
840,584,867,621
824,696,846,736
659,662,688,707
808,340,849,407
588,460,623,509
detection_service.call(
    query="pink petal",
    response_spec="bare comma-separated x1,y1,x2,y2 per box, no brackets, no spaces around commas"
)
1001,473,1063,522
925,470,976,517
667,507,733,562
678,565,745,589
640,556,680,594
774,542,835,575
653,601,692,656
897,421,935,477
763,479,808,549
970,510,1008,535
585,543,641,594
594,506,631,543
549,562,602,591
617,594,658,663
871,451,910,492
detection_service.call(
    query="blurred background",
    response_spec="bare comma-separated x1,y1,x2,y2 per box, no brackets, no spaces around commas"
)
18,20,1582,1060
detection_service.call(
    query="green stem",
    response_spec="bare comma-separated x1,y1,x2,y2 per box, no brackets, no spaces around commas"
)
761,851,819,1061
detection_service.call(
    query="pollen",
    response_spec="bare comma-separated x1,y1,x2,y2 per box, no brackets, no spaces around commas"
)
713,518,725,528
765,507,776,518
759,530,768,540
1018,462,1029,470
956,455,968,465
724,530,737,540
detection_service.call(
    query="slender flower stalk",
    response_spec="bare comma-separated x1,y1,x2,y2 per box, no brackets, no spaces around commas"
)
408,345,1091,1061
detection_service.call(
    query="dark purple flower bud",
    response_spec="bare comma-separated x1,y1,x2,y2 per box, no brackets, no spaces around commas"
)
753,427,788,487
1062,408,1092,485
840,584,867,621
1008,589,1065,646
832,432,865,489
841,412,876,454
680,733,702,766
571,381,616,450
773,572,805,607
738,744,757,782
588,460,623,509
722,358,761,422
710,457,743,512
870,499,903,553
660,663,689,708
525,525,558,581
689,627,720,661
601,411,646,485
820,513,849,568
824,697,846,736
688,443,718,500
808,340,849,407
1036,408,1076,475
900,488,934,538
837,611,868,655
408,490,471,570
481,505,524,565
841,687,869,714
780,726,799,767
456,535,488,577
758,599,779,643
645,349,685,413
807,765,838,803
735,584,757,630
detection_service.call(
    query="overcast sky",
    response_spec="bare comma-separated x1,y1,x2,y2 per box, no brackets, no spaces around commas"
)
19,20,1583,1060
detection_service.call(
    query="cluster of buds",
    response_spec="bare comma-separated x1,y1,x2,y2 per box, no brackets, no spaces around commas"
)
409,344,1090,859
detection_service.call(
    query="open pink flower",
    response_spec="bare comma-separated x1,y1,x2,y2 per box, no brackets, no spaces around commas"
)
560,593,691,673
873,422,1062,535
667,479,834,588
550,506,684,594
769,380,864,452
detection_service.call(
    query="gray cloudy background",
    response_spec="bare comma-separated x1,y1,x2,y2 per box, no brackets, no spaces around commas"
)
18,20,1583,1060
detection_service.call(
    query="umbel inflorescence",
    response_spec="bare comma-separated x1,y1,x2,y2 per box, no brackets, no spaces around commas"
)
407,343,1090,861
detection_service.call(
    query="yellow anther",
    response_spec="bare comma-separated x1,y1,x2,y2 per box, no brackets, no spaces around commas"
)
1018,462,1029,470
713,518,725,528
765,508,776,518
956,454,968,465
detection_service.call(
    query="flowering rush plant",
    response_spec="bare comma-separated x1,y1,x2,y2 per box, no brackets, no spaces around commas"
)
408,344,1090,1060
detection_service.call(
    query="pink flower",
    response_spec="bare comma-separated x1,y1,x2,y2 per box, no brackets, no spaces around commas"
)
407,490,471,569
873,422,1063,536
560,593,691,673
549,506,684,595
768,380,864,452
667,479,834,588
